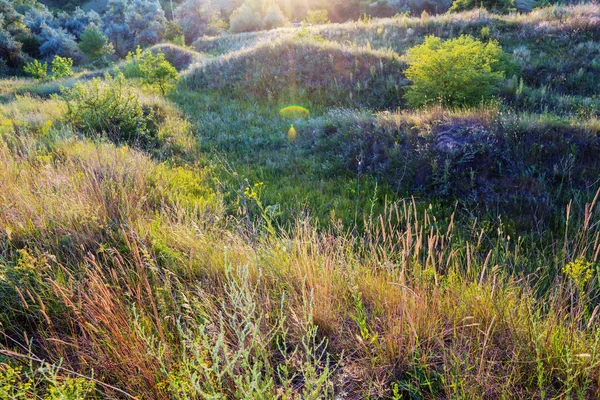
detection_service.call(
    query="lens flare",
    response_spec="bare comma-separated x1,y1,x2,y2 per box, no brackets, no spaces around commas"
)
280,105,310,120
287,124,297,143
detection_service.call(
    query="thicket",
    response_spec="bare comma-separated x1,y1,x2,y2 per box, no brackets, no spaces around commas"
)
63,72,149,144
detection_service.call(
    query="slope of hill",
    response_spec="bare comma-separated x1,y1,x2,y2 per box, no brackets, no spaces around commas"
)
1,4,600,399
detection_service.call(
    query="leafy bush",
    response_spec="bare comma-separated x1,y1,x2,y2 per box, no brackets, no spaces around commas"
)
24,56,74,81
78,25,113,62
229,0,289,33
304,9,331,25
404,35,506,108
450,0,514,13
141,51,179,95
124,47,180,94
51,55,73,79
63,72,150,144
23,59,48,80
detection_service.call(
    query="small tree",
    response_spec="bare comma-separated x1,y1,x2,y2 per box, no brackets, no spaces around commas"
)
124,47,179,94
79,25,113,62
140,51,179,95
51,55,73,79
24,59,48,80
404,35,506,108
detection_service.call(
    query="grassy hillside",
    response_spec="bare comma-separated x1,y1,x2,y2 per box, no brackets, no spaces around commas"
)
1,4,600,399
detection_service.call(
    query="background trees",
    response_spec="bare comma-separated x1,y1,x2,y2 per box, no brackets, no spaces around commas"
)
174,0,224,44
229,0,288,33
103,0,166,57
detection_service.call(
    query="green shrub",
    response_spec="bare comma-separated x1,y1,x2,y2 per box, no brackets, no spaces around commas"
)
78,25,114,63
304,9,331,25
63,72,150,144
404,35,506,108
23,59,48,81
124,47,179,95
450,0,514,13
51,56,73,80
141,52,179,95
123,46,146,78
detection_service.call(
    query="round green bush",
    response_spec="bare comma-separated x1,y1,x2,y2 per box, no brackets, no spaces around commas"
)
404,35,507,108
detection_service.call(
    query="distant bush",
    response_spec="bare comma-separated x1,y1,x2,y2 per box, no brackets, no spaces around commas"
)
304,9,331,25
24,59,48,80
78,25,113,62
229,0,288,33
404,35,506,108
229,2,262,33
164,20,185,45
174,0,225,43
63,72,150,144
450,0,515,13
51,55,73,79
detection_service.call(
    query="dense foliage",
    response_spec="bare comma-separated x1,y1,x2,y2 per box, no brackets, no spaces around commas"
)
404,35,507,107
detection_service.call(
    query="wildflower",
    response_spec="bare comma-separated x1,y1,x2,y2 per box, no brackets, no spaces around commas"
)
563,258,594,292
